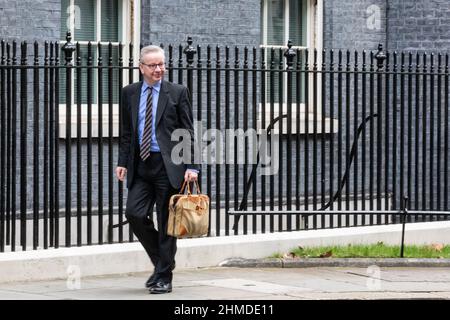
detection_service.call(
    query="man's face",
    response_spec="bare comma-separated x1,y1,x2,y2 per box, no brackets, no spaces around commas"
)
139,51,165,85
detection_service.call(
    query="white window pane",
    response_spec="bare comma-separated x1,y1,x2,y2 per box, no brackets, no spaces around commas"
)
75,44,98,104
61,0,70,39
266,0,285,46
101,0,119,42
100,45,120,103
289,0,307,47
74,0,96,41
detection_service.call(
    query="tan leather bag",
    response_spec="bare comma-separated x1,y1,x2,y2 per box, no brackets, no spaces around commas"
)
167,180,209,238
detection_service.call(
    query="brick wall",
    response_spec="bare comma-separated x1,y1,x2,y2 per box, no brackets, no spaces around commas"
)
1,0,448,217
387,0,450,52
140,0,261,47
0,0,60,42
323,0,386,51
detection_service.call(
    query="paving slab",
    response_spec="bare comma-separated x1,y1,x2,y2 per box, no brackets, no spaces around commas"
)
192,278,315,294
0,267,449,300
0,289,58,300
344,267,450,282
287,291,446,300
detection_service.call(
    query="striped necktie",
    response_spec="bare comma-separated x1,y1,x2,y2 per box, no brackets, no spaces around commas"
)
140,87,153,161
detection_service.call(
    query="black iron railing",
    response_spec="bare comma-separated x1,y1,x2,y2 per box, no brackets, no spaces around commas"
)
0,33,449,251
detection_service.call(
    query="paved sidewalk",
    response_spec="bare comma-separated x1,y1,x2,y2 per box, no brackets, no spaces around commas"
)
0,266,449,300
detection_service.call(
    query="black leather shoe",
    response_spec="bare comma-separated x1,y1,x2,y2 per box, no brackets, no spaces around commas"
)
149,281,172,294
145,273,159,288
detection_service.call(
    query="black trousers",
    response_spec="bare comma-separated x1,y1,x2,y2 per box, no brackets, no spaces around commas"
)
125,152,178,282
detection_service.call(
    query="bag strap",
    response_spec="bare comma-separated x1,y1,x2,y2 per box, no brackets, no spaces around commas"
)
179,180,188,194
179,179,202,195
186,181,192,194
194,180,201,194
188,180,202,194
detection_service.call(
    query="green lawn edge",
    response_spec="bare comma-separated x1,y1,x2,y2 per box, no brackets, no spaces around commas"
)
271,243,450,259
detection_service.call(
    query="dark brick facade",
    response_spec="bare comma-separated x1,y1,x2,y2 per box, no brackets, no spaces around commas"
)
0,0,449,217
324,0,450,53
0,0,60,43
140,0,261,47
387,0,450,52
324,0,387,51
2,1,449,56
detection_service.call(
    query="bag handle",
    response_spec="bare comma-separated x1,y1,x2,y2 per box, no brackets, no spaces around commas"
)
193,180,202,194
178,179,202,195
178,180,189,194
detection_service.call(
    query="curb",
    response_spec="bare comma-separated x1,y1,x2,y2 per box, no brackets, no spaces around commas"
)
2,220,450,283
219,257,450,268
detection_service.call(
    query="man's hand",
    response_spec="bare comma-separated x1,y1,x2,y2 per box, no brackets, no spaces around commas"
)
116,166,127,182
184,169,198,182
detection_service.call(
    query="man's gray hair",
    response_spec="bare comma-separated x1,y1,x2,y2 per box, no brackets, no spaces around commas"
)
140,45,165,63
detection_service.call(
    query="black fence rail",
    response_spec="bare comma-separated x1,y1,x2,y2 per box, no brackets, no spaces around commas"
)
0,33,449,251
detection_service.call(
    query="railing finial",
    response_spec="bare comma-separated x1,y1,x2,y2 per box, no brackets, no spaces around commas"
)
284,40,296,70
183,36,197,66
62,31,76,66
375,43,387,70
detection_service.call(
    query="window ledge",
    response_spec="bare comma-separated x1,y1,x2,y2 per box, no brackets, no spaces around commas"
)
257,114,338,135
58,104,119,139
257,106,338,135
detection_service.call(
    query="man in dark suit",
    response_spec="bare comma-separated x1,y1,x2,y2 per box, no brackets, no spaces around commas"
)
116,45,198,294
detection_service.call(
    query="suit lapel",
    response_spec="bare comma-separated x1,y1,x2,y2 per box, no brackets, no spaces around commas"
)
130,81,143,133
155,80,169,128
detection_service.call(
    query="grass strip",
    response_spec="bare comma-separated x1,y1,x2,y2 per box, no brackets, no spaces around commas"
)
272,243,450,259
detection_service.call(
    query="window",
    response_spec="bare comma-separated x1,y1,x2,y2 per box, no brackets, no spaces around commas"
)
261,0,329,134
263,0,308,50
262,0,308,104
59,0,140,138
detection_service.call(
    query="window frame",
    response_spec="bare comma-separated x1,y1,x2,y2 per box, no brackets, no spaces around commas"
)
259,0,333,134
59,0,141,138
261,0,309,52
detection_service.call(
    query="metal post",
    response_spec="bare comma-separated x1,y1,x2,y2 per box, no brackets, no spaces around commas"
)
400,196,409,258
183,36,196,102
375,44,386,214
62,32,76,247
284,41,296,224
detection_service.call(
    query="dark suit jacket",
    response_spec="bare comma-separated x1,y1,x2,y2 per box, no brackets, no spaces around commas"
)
118,80,198,189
